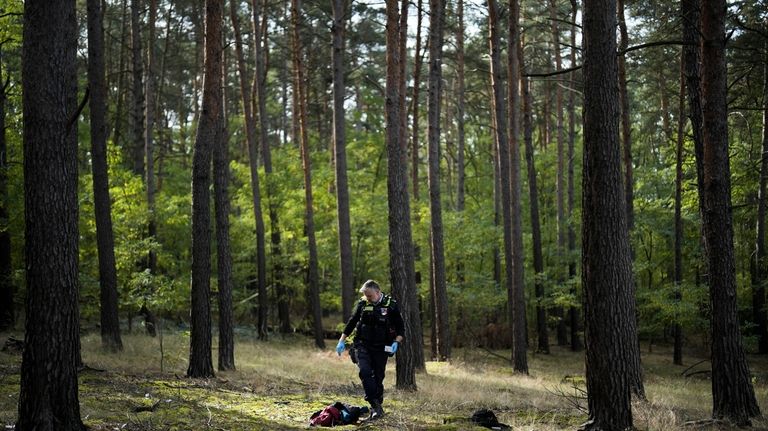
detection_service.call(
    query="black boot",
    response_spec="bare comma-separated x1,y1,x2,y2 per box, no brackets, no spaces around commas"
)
369,400,385,420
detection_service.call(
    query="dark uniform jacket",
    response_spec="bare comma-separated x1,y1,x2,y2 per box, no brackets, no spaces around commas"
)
342,294,405,347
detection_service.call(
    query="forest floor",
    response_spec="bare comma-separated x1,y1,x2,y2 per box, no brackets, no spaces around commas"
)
0,329,767,430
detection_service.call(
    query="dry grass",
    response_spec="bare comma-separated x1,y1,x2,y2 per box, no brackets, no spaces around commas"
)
1,329,767,430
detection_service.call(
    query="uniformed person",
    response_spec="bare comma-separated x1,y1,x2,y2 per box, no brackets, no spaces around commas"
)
336,280,405,420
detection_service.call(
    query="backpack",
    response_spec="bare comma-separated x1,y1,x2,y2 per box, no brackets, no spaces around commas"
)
309,405,342,427
309,402,369,427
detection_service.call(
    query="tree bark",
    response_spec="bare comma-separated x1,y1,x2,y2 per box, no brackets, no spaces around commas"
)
456,0,466,213
145,0,158,272
252,0,289,335
699,0,760,423
331,0,354,324
291,0,325,349
550,0,569,348
385,0,423,389
520,49,548,354
111,0,129,150
230,0,267,339
88,0,123,352
17,0,85,427
507,0,527,374
581,0,639,427
0,47,13,331
187,0,223,379
410,0,423,202
130,0,144,177
567,0,582,353
427,0,450,361
752,39,768,355
617,0,633,232
673,50,685,366
214,58,235,371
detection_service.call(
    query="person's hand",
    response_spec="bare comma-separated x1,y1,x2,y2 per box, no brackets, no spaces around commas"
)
390,341,399,354
335,340,346,355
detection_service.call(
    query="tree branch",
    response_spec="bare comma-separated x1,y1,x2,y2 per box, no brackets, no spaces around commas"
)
525,40,689,78
0,12,22,19
67,87,90,132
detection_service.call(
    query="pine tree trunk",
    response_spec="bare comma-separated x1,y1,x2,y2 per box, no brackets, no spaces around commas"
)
507,0,527,374
88,0,123,352
521,56,548,354
549,0,569,348
567,0,582,353
673,51,685,366
581,0,639,427
291,0,325,349
488,0,515,362
427,0,451,361
214,61,235,371
0,48,13,331
188,0,223,379
331,0,354,323
410,0,423,202
385,0,423,389
17,0,85,428
752,39,768,355
456,0,465,213
111,0,129,150
145,0,158,272
616,0,645,399
252,0,289,335
130,0,144,176
230,0,267,339
617,0,633,232
699,0,760,423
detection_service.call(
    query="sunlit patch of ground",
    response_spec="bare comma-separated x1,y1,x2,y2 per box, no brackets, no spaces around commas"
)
1,330,766,430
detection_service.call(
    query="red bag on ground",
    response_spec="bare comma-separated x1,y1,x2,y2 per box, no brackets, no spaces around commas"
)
309,404,342,427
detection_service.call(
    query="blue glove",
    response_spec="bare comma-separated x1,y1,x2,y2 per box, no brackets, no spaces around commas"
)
389,341,399,355
335,340,346,355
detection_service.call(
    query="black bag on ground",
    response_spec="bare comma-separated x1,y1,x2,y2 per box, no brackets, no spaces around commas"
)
471,409,511,430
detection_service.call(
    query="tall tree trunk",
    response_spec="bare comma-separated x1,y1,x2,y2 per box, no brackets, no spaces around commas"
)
230,0,267,339
520,50,548,354
581,0,639,427
291,0,325,349
130,0,144,176
427,0,450,361
331,0,354,323
111,0,129,151
616,0,645,398
488,0,514,363
88,0,123,352
550,0,569,348
410,0,423,201
17,0,84,428
752,39,768,355
699,0,760,423
0,48,13,331
617,0,633,232
673,50,685,366
507,0,527,374
567,0,582,352
455,0,466,213
252,0,288,335
385,0,423,389
145,0,158,272
188,0,223,379
214,56,235,371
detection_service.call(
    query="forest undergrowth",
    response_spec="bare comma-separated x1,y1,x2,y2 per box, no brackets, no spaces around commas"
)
0,330,766,430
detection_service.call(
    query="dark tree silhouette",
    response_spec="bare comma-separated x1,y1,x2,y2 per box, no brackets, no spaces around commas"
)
88,0,123,352
699,0,760,423
188,0,223,379
580,0,640,427
16,0,85,428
